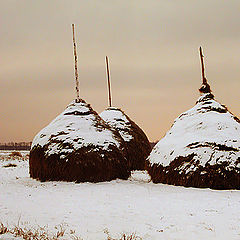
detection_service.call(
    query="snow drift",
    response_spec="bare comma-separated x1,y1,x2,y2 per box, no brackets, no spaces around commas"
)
147,91,240,189
30,99,130,182
100,107,151,170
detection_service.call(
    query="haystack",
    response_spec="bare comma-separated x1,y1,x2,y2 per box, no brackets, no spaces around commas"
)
100,56,151,170
100,107,151,170
29,25,130,182
30,99,130,182
146,47,240,189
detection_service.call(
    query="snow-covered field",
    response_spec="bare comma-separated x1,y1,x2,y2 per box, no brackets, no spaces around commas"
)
0,151,240,240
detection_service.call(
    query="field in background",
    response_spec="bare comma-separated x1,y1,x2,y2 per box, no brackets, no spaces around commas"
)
0,151,240,240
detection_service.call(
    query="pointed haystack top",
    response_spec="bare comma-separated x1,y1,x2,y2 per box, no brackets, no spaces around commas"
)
148,94,240,167
100,107,151,170
100,107,137,142
199,47,212,95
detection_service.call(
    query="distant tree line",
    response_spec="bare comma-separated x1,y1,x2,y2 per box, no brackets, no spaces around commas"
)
0,142,32,150
0,141,157,151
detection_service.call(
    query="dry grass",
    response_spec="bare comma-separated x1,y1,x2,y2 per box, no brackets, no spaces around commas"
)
3,163,17,168
9,151,22,157
0,222,74,240
0,151,29,162
0,223,8,235
104,228,142,240
0,223,141,240
109,233,142,240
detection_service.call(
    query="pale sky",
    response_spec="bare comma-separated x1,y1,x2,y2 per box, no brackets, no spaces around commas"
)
1,0,239,142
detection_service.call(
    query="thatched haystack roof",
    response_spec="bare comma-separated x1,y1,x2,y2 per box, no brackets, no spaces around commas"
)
146,91,240,189
29,99,130,182
100,107,151,170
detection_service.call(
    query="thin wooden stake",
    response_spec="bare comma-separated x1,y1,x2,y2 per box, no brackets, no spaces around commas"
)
72,24,80,102
199,46,212,94
199,46,207,85
105,56,112,107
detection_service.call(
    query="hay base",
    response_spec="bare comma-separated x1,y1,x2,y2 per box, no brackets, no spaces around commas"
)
30,145,130,183
124,133,151,171
146,155,240,190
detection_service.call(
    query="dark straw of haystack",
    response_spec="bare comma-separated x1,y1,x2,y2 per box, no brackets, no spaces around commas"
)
199,46,207,85
105,56,112,107
72,24,80,103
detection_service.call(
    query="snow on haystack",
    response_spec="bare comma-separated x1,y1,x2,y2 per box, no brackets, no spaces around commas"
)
30,99,130,182
100,107,151,170
147,92,240,189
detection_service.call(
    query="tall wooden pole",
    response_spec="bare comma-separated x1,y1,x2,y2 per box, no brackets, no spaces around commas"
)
72,24,80,102
105,56,112,107
199,46,212,94
199,46,207,85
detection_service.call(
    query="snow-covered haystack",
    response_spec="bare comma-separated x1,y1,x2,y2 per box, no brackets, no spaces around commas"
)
29,99,130,182
147,92,240,189
100,56,151,170
100,107,151,170
146,48,240,190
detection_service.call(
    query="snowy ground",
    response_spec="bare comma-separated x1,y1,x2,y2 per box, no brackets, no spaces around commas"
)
0,151,240,240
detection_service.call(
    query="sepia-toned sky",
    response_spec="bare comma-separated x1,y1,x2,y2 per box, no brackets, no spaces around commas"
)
1,0,239,142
